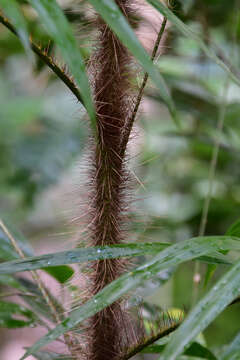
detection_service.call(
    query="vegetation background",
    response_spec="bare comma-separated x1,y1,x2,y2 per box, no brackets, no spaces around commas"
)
1,0,240,359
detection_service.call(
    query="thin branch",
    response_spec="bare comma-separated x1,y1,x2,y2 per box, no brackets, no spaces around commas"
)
0,12,83,104
120,17,167,157
121,321,179,360
192,82,229,306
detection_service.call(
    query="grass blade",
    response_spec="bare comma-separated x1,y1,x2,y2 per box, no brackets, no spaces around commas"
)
220,332,240,360
146,0,240,87
88,0,179,127
28,0,96,133
0,218,73,284
0,242,168,274
143,342,217,360
226,218,240,237
0,0,33,60
20,236,240,359
0,239,233,275
162,259,240,360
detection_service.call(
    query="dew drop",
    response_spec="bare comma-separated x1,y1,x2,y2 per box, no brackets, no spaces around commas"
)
110,12,117,19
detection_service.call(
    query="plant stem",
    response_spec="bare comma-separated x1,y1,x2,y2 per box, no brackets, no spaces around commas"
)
0,12,83,104
121,321,179,360
192,80,230,306
120,17,167,157
192,1,240,306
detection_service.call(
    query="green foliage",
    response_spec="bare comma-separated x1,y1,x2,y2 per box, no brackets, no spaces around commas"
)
143,341,217,359
0,240,232,274
0,0,32,59
0,300,35,328
163,258,240,359
19,236,240,359
220,332,240,360
28,0,96,131
0,0,240,359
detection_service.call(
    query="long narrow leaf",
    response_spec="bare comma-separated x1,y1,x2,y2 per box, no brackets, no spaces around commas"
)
0,240,232,275
88,0,179,126
143,342,217,360
21,236,240,359
226,218,240,237
220,332,240,360
162,259,240,360
0,0,33,60
28,0,96,133
0,219,73,283
146,0,240,87
0,242,168,274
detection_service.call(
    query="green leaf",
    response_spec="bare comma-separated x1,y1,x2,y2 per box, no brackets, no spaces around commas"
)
28,0,96,133
0,241,232,275
162,259,240,360
0,300,35,328
87,0,179,127
20,236,240,359
0,218,74,284
0,0,33,61
0,274,23,289
0,218,34,260
220,332,240,360
204,264,217,288
143,342,217,359
0,242,169,273
0,273,58,325
43,265,74,284
226,219,240,237
33,351,71,360
18,277,65,320
18,277,56,322
145,0,240,87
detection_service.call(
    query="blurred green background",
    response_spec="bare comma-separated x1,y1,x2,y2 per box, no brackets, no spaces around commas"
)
1,0,240,357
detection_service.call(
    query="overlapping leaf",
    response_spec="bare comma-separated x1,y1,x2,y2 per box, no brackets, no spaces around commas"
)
28,0,96,132
0,219,74,283
146,0,240,87
0,0,33,60
220,332,240,360
162,259,240,359
20,236,240,359
0,240,232,275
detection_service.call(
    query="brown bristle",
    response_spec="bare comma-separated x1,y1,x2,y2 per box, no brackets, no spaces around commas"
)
82,1,137,359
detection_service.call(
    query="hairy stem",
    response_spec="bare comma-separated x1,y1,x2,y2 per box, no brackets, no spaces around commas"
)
85,1,136,359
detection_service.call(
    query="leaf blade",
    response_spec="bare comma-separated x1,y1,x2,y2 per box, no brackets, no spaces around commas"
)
20,236,240,359
220,332,240,360
146,0,240,87
0,0,33,60
28,0,96,132
162,259,240,360
0,239,233,274
0,218,74,284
